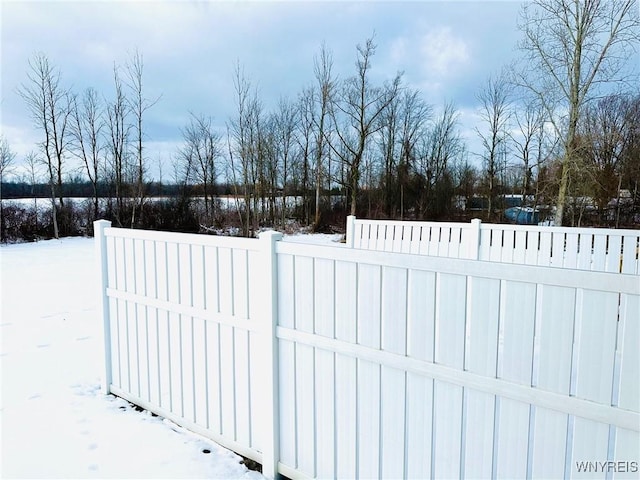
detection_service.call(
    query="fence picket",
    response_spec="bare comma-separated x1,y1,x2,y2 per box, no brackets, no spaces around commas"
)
464,390,495,479
405,373,434,479
592,235,607,271
433,381,463,479
407,270,436,363
564,233,579,269
538,231,552,267
381,366,406,479
358,359,381,479
531,408,568,478
435,273,466,368
606,235,622,273
622,234,639,274
314,348,335,478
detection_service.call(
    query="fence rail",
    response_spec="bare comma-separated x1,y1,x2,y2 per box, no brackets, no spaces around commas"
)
346,216,640,275
95,220,640,479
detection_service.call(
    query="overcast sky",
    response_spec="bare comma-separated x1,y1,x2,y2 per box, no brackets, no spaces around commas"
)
1,0,527,181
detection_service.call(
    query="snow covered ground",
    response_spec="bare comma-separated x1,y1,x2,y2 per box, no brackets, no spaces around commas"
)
0,231,343,478
0,237,268,479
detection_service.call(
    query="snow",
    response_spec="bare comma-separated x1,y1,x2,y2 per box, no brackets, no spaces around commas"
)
282,231,345,245
0,237,265,479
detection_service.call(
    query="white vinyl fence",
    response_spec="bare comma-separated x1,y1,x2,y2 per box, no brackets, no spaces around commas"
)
346,216,640,275
95,220,640,479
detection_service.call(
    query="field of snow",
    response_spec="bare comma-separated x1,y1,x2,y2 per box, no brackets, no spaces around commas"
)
0,236,268,479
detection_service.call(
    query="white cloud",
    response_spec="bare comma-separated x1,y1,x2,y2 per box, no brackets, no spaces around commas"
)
389,37,408,65
420,26,470,78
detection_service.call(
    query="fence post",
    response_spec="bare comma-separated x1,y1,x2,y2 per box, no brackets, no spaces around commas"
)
94,219,113,395
467,218,481,260
346,215,356,248
259,230,283,479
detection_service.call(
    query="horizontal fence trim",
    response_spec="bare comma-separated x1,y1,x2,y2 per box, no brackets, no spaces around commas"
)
354,219,471,231
276,326,640,432
479,223,640,237
109,385,263,465
355,218,640,238
106,289,261,333
104,227,260,251
276,242,640,295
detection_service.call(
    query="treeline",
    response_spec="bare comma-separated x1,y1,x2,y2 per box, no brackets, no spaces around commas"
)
0,180,242,199
1,0,638,242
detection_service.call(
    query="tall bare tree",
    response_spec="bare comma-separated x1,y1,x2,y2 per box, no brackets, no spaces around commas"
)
105,64,130,227
272,97,298,227
71,87,104,221
296,87,315,224
397,89,432,219
228,62,262,236
126,50,160,228
312,43,335,227
180,113,221,226
417,101,463,218
329,36,401,215
517,0,639,225
509,98,545,202
476,72,511,219
579,93,638,223
18,53,72,238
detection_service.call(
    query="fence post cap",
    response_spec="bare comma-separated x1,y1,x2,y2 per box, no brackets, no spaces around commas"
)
258,230,283,241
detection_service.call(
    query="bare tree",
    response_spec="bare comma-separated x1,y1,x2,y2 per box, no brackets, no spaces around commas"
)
71,87,104,221
0,137,16,241
312,43,335,227
517,0,640,225
126,50,160,228
180,113,221,226
105,64,131,227
579,93,638,223
18,53,72,238
24,151,42,232
397,89,432,219
329,36,402,215
228,62,262,236
509,98,545,202
0,136,15,186
417,101,463,218
475,72,511,219
377,85,400,217
296,87,315,224
272,97,298,227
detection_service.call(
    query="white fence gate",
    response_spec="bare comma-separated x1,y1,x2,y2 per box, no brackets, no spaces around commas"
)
95,220,640,479
346,216,640,274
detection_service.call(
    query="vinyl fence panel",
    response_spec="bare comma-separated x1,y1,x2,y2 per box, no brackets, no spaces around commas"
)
96,220,640,480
